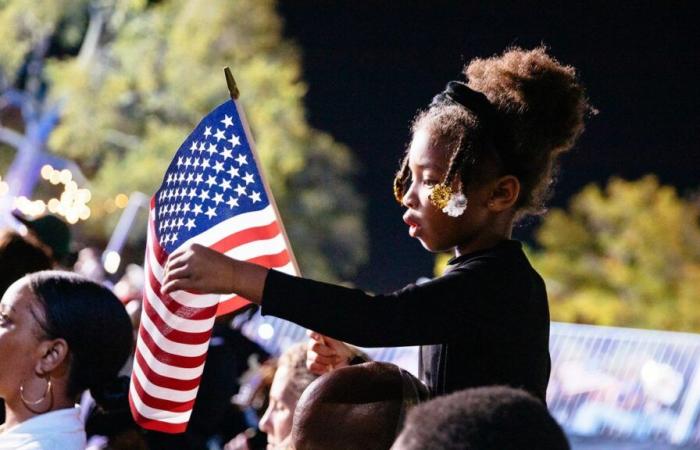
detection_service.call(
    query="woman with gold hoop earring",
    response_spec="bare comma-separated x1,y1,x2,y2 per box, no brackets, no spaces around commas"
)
0,271,133,449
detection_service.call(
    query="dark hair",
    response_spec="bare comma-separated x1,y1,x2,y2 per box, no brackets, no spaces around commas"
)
395,386,570,450
0,229,52,295
293,362,429,450
27,271,133,400
395,46,592,218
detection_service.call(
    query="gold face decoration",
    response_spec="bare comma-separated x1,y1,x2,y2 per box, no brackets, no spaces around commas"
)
429,183,453,209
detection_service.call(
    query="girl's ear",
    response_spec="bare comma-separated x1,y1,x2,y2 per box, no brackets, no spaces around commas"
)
35,338,70,375
488,175,520,211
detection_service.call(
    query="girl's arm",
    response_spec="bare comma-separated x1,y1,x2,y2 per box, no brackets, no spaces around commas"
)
162,243,512,348
161,243,267,303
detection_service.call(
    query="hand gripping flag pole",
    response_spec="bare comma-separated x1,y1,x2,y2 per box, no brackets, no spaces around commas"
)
129,68,300,433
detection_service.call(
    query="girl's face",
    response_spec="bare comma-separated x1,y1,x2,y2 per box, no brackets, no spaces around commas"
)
0,279,47,401
401,128,493,253
259,366,297,450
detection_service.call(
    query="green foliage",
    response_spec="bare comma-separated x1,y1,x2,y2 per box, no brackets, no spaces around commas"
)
528,175,700,332
0,0,367,280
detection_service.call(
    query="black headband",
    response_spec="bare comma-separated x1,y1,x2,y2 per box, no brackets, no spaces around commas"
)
431,81,497,122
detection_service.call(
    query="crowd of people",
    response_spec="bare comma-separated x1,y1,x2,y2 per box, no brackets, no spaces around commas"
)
1,45,591,449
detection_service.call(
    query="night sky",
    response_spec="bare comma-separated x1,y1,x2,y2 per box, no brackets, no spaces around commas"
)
278,1,699,292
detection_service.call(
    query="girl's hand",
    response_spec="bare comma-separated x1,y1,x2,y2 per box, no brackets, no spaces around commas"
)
306,330,355,375
162,244,236,295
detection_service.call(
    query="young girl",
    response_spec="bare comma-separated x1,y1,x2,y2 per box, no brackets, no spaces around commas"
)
162,47,591,403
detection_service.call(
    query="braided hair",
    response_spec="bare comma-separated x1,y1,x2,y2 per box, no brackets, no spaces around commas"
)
394,46,592,218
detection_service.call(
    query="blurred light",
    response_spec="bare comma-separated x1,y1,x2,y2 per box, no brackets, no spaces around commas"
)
0,181,8,196
115,193,129,209
59,169,72,184
257,323,275,340
65,211,79,224
78,206,91,221
104,199,116,214
104,251,121,274
65,180,78,192
49,170,61,185
40,165,53,179
47,198,61,213
77,189,91,203
32,200,46,216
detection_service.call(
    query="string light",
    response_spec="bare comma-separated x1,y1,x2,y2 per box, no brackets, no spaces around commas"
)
12,166,95,223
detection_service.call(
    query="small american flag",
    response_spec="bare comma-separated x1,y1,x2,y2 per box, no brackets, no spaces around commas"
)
129,99,298,433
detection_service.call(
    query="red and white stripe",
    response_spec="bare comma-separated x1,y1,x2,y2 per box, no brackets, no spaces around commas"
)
129,201,297,433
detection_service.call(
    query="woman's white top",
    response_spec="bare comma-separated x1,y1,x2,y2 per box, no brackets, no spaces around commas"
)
0,407,86,450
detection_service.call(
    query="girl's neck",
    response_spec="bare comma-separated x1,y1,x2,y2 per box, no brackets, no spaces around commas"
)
453,221,513,258
2,394,74,431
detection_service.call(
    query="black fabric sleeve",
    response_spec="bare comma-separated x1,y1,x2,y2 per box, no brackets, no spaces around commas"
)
260,265,505,348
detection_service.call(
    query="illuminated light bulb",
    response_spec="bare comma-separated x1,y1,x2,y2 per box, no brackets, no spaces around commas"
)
41,165,53,179
33,201,46,216
59,169,72,184
115,193,129,209
49,171,61,185
103,251,121,274
48,198,60,213
65,180,78,192
257,323,275,340
79,206,91,221
77,189,92,203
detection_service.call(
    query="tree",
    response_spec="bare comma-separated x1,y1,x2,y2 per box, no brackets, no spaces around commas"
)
0,0,367,281
528,175,700,332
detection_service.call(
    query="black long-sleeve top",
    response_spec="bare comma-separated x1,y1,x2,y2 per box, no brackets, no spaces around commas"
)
261,240,551,402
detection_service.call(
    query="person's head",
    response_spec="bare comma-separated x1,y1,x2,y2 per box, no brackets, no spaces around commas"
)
0,271,133,416
0,229,52,295
391,386,570,450
258,342,319,449
394,47,592,253
12,212,74,266
292,362,429,450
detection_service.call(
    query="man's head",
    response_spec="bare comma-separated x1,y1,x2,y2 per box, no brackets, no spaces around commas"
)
293,362,428,450
392,386,570,450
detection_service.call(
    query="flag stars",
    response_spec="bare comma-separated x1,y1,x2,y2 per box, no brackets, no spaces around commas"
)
235,154,248,166
227,166,239,179
199,142,207,152
192,204,203,216
205,175,217,188
250,191,262,203
204,126,212,138
185,218,196,231
221,148,233,160
190,141,199,152
221,115,234,128
194,173,204,185
212,192,224,205
226,196,239,209
201,159,211,170
243,172,255,185
213,161,225,174
198,189,210,202
205,206,217,220
214,128,226,142
228,133,241,148
207,143,218,155
221,179,232,191
234,184,247,197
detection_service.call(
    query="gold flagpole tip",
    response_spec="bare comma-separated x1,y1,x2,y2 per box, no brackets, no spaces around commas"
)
224,67,240,100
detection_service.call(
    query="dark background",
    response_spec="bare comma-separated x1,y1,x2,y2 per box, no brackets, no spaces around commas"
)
278,1,699,292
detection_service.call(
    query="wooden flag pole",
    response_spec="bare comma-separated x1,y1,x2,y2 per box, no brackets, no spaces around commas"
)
223,67,302,277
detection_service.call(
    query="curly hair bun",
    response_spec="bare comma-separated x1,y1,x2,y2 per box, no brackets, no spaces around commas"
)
466,46,593,214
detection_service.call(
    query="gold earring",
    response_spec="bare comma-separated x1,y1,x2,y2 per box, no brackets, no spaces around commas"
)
20,377,53,413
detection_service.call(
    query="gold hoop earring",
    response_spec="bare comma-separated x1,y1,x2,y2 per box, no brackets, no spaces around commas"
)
20,377,53,413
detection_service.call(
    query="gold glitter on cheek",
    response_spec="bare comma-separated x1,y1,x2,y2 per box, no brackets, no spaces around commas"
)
429,184,453,209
